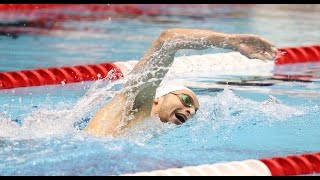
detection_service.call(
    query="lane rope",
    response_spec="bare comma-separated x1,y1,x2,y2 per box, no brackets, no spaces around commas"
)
122,152,320,176
0,63,123,90
1,45,319,90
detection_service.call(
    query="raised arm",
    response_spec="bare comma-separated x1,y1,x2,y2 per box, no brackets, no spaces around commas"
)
122,28,277,108
84,28,277,136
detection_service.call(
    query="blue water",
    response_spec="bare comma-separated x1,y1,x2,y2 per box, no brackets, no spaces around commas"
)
0,4,320,176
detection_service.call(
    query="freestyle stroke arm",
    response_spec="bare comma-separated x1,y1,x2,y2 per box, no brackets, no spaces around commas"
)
84,28,277,136
124,28,278,109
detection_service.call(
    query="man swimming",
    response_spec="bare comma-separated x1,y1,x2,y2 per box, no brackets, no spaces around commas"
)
83,28,278,137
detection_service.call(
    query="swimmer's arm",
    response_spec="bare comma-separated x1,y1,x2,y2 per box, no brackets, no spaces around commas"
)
163,28,278,60
125,28,277,107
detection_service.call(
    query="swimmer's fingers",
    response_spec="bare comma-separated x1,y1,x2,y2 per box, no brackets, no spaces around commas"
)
253,42,278,61
236,44,271,61
236,34,278,61
248,53,270,62
247,49,278,62
271,46,278,55
262,44,278,60
270,46,279,59
262,52,273,60
246,44,278,61
263,49,278,61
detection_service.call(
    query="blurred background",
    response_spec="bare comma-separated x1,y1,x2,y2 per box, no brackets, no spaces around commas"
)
0,4,319,71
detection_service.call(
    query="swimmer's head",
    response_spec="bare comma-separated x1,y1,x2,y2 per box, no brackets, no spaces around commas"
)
151,85,200,125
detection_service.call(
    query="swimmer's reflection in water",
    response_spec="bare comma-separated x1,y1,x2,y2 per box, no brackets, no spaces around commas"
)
83,28,278,137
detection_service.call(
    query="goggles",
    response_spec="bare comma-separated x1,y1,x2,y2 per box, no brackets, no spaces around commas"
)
170,92,197,112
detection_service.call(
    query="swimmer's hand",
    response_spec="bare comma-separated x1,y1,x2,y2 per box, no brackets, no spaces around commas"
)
232,34,278,61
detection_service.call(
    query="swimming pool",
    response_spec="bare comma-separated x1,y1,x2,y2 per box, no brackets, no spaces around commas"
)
0,4,320,176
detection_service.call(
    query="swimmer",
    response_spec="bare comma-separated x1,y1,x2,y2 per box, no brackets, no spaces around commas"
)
83,28,278,137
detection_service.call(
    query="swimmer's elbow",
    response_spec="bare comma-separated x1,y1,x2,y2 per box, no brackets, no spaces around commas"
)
158,30,172,43
156,29,183,50
158,29,180,42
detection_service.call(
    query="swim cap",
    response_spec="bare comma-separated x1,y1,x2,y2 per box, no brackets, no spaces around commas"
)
155,84,194,99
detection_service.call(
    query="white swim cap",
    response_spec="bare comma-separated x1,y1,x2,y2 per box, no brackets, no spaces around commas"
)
155,84,194,99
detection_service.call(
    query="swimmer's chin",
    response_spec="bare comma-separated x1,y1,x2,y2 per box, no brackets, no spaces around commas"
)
159,117,183,125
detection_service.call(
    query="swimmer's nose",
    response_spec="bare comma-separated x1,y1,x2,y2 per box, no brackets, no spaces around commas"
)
185,108,196,117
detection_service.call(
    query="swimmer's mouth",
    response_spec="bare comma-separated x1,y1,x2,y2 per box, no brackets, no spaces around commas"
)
175,113,187,123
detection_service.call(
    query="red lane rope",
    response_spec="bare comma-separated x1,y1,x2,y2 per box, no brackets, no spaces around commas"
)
0,63,123,90
0,45,319,90
260,152,320,176
0,4,160,20
276,45,320,65
273,45,320,81
0,4,75,11
0,4,254,25
0,4,248,11
0,4,158,29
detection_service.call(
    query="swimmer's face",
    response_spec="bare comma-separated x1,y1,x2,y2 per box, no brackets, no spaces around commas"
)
154,89,199,125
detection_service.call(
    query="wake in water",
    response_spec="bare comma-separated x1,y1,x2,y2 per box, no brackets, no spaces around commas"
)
172,88,308,140
0,52,315,143
0,72,317,176
207,89,304,123
0,89,311,144
0,75,123,140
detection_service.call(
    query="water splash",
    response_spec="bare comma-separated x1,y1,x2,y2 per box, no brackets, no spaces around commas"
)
0,73,123,140
0,116,20,138
184,88,307,141
119,117,176,145
0,51,310,142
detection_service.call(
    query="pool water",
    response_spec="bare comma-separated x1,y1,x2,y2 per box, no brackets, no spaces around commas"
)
0,4,320,176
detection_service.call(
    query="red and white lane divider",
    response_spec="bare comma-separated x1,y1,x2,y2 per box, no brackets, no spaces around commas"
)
0,45,319,90
0,4,74,11
274,45,320,80
0,4,251,18
0,63,123,90
276,45,320,65
122,152,320,176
